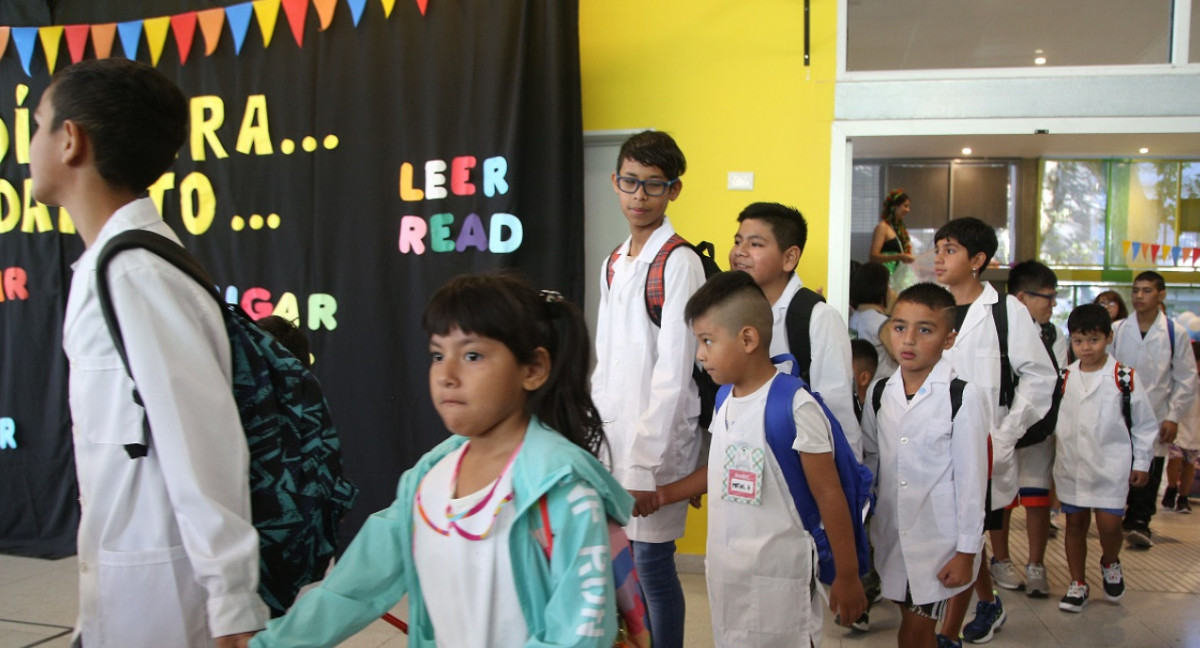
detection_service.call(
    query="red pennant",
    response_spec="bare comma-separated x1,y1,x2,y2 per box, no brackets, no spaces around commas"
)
1193,248,1200,265
415,0,429,16
1151,244,1161,261
281,0,308,47
171,12,198,64
64,25,90,63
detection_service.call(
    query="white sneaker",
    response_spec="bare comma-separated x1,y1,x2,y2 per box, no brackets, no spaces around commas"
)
990,558,1023,590
1026,563,1049,598
1101,560,1125,602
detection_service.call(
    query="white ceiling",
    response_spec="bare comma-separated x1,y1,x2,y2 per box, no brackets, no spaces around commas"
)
852,132,1200,161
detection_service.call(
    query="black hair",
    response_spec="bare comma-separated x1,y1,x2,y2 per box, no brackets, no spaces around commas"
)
684,270,765,323
850,262,890,308
1007,260,1058,296
616,130,686,180
736,202,808,253
880,188,912,253
933,217,998,271
1135,270,1166,292
1094,290,1129,321
895,282,956,325
257,316,311,369
851,338,878,372
422,273,605,458
49,58,188,194
1067,303,1112,336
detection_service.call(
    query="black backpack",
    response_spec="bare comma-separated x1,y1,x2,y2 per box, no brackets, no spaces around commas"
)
1015,323,1063,448
784,286,826,385
96,230,359,616
990,301,1060,448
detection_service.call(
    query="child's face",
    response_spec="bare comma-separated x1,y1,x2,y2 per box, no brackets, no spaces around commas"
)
28,85,66,206
428,327,544,440
1018,284,1057,324
934,236,985,289
887,301,956,375
692,314,749,386
611,158,680,233
1070,329,1112,369
1131,280,1165,316
729,218,799,290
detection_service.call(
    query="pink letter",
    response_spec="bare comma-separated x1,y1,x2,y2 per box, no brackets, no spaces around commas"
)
399,215,428,254
241,287,274,320
450,156,477,196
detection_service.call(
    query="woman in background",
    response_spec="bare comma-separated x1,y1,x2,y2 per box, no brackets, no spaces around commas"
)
870,188,915,274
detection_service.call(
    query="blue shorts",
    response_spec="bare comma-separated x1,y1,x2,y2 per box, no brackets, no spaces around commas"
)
1060,502,1124,517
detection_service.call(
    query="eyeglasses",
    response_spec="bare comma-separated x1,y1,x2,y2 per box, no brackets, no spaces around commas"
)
1097,300,1114,308
1025,290,1057,301
616,176,678,197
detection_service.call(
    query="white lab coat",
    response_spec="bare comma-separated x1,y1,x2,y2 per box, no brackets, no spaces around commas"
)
1110,312,1199,456
591,218,705,542
1176,384,1200,451
770,274,863,460
861,359,989,605
942,284,1055,508
64,199,267,646
850,306,898,379
1053,356,1158,509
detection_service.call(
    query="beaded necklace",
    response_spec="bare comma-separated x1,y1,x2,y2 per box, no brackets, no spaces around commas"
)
416,441,522,541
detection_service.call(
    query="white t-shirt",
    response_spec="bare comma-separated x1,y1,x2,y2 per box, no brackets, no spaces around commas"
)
413,443,528,647
1079,367,1102,394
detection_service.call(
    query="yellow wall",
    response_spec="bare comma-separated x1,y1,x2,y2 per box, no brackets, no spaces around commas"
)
580,1,839,554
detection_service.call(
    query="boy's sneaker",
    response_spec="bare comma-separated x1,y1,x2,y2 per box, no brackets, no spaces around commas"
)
1059,580,1089,612
1126,525,1154,548
1176,497,1193,514
1101,559,1125,601
938,634,963,648
1162,486,1178,509
1026,563,1050,598
850,610,869,632
989,558,1023,590
962,594,1006,643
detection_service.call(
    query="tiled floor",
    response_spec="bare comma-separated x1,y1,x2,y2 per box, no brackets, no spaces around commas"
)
3,500,1199,647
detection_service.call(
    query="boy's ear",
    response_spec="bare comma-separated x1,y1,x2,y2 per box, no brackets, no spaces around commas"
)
667,178,683,201
782,245,801,273
61,119,89,166
942,329,958,350
970,251,988,274
739,324,760,353
522,347,552,391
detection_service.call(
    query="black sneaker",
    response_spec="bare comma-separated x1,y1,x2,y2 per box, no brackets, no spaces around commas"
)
1059,581,1089,612
851,610,869,632
1162,487,1178,508
1101,560,1125,601
1177,497,1193,514
1126,525,1153,548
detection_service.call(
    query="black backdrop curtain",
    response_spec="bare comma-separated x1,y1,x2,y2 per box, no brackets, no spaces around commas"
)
0,0,584,557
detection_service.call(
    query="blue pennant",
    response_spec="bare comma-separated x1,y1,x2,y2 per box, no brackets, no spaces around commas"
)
226,2,254,55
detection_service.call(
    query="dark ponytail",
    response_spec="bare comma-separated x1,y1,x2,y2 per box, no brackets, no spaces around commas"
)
422,273,607,458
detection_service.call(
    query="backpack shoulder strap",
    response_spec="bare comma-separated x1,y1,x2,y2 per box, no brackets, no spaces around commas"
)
990,298,1014,408
1115,363,1134,433
1167,317,1176,362
604,243,623,289
785,287,826,383
713,383,734,420
643,233,690,328
950,378,966,420
871,376,889,418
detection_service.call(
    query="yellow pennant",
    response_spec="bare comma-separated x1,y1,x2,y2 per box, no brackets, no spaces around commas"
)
38,26,64,75
253,0,282,49
143,16,171,66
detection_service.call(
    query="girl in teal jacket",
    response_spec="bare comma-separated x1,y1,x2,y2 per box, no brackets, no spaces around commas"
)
249,274,634,648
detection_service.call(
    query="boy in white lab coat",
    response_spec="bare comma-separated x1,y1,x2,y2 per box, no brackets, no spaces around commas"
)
683,270,865,647
1055,304,1158,613
931,218,1055,646
861,282,990,648
590,130,706,648
29,60,267,646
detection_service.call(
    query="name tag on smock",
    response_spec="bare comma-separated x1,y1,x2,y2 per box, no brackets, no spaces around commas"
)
722,444,765,505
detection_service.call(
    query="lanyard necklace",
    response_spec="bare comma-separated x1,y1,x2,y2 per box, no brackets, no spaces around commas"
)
417,441,521,541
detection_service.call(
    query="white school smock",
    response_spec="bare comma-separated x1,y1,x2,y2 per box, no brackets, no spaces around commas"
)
860,359,989,606
942,283,1055,508
850,306,898,379
1110,312,1199,456
770,274,863,460
1054,357,1159,510
591,218,705,542
1176,383,1200,452
63,199,267,646
705,373,829,648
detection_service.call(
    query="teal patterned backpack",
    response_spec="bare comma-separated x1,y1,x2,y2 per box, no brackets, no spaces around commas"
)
96,230,358,616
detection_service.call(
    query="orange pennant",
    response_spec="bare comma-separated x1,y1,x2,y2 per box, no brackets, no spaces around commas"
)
39,26,65,75
197,8,225,56
91,23,117,59
381,0,397,18
253,0,281,49
281,0,307,47
64,25,90,63
415,0,429,16
0,27,9,61
171,12,198,64
313,0,337,30
143,16,171,66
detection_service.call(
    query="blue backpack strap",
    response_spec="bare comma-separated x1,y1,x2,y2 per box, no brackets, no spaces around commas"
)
1167,317,1176,361
713,383,734,420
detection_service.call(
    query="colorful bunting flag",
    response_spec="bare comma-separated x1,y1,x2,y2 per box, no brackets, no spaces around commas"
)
117,20,143,59
38,26,64,75
1131,242,1142,260
143,16,171,66
347,0,368,27
313,0,338,30
226,3,254,55
0,26,9,61
12,27,38,76
171,12,198,64
415,0,429,16
1123,240,1133,259
1151,244,1161,262
381,0,397,18
281,0,308,47
1173,246,1185,265
197,8,225,56
1193,248,1200,265
253,0,281,49
91,23,117,59
64,25,89,64
1163,245,1172,264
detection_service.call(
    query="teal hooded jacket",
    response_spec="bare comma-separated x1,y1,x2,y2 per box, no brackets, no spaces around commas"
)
251,417,634,647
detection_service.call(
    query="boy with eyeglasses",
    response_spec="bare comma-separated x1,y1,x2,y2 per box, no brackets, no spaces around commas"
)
590,130,706,648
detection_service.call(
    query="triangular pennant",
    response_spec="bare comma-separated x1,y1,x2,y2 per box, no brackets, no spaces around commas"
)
1193,248,1200,265
381,0,397,18
415,0,429,16
253,0,281,49
0,27,9,61
1131,242,1142,260
38,26,64,75
117,20,143,59
64,25,90,64
1173,246,1184,264
313,0,337,30
1151,244,1161,261
1123,240,1133,259
197,8,225,56
1163,245,1173,263
170,12,198,64
143,16,171,66
12,28,38,76
225,3,254,55
91,23,117,59
347,0,368,26
281,0,307,47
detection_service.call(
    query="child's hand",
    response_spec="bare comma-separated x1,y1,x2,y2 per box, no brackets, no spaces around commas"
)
629,490,659,517
1159,421,1179,444
829,574,867,628
688,495,704,509
1130,470,1149,487
899,252,915,264
938,553,975,589
215,632,257,648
